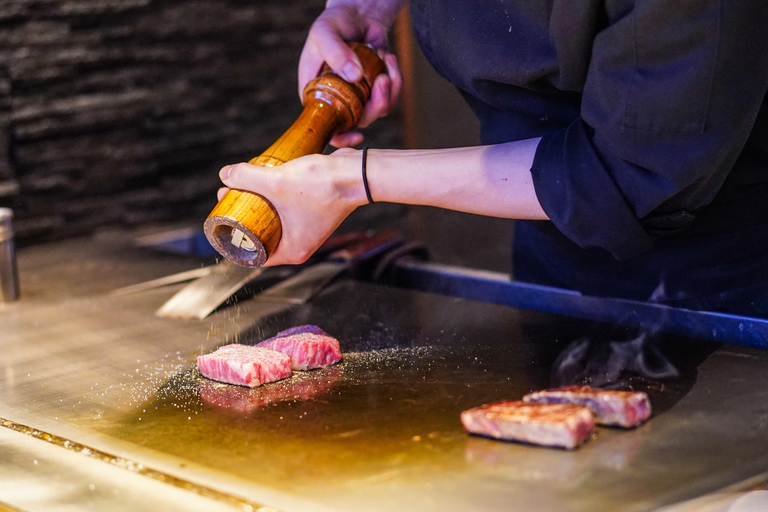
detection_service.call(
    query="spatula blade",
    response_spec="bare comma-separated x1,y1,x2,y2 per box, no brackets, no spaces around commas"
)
155,262,263,320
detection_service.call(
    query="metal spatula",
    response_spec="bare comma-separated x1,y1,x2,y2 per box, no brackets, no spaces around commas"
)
155,261,269,319
152,232,373,320
251,231,405,305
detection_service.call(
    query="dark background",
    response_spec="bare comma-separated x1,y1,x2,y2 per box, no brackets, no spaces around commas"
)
0,0,401,242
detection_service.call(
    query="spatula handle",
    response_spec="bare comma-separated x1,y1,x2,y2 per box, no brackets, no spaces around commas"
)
204,43,386,267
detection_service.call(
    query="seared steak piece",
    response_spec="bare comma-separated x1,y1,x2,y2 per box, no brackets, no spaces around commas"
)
257,330,342,371
460,401,595,450
197,344,291,388
523,386,651,428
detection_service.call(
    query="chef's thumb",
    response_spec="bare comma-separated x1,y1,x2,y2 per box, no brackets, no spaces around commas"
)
312,30,363,83
219,163,269,194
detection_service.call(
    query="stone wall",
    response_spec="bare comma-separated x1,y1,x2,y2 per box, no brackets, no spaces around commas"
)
0,0,401,242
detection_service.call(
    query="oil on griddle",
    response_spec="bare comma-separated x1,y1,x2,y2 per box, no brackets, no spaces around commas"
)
97,281,719,508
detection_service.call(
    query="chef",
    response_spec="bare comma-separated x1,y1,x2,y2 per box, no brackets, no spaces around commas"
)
217,1,768,316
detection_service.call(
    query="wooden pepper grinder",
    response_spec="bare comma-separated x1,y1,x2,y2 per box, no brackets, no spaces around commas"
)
204,43,386,267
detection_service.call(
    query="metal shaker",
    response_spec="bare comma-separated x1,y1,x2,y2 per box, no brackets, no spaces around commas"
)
0,208,19,302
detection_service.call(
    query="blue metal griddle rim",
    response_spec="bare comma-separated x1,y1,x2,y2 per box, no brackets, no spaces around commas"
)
390,260,768,350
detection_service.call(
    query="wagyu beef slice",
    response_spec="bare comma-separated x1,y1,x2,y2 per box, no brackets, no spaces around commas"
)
257,332,342,370
523,386,651,428
461,400,595,450
197,344,291,388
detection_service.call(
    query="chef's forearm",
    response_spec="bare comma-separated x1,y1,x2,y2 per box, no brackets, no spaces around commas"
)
339,139,548,220
326,0,406,28
218,140,547,266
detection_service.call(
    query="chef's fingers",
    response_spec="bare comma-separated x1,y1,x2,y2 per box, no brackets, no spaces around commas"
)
299,18,364,99
261,246,296,268
358,74,392,128
298,13,362,96
219,163,274,197
217,164,307,268
364,19,389,51
336,53,400,138
262,236,327,268
263,251,311,268
385,53,403,108
311,25,363,83
216,187,230,201
297,43,325,99
330,131,364,148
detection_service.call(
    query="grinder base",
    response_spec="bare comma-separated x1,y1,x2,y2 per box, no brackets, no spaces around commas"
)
203,216,268,268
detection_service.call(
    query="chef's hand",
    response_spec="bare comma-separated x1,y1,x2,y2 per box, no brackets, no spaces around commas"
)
217,150,366,266
299,1,404,148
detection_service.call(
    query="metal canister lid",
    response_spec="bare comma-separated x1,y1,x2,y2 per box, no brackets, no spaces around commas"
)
0,208,14,242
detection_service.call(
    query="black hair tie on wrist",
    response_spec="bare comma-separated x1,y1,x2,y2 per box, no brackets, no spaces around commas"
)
362,146,375,204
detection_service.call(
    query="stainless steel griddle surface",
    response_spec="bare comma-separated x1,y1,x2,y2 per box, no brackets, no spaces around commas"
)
3,234,768,512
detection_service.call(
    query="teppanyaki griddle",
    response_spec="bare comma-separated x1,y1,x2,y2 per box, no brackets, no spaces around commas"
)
2,235,768,512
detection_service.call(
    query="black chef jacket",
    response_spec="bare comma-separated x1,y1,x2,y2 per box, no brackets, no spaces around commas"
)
408,0,768,315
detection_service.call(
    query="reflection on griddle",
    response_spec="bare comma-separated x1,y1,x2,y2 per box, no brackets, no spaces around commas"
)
464,419,652,483
199,365,342,413
463,436,585,486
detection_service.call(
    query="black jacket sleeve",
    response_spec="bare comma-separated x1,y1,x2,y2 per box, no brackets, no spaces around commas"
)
531,0,768,260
